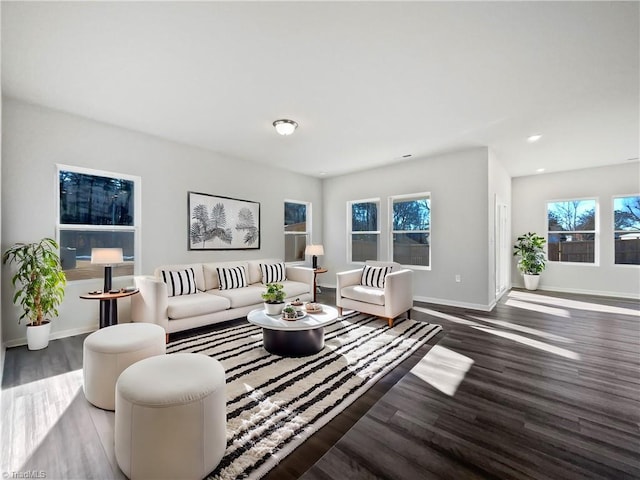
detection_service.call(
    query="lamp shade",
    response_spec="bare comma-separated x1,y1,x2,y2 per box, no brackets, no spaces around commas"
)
91,248,124,265
305,244,324,256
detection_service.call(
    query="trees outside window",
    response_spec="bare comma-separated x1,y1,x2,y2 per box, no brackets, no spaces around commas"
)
547,199,596,263
284,201,310,262
57,165,140,281
614,195,640,265
349,200,379,262
390,193,430,267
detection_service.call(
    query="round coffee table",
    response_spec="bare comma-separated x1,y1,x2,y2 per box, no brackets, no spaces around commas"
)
247,305,339,357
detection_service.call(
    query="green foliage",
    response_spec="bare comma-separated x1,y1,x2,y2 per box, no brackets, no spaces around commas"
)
513,232,547,275
261,283,286,303
2,238,67,325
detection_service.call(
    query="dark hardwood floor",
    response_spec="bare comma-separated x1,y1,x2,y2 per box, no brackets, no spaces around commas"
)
2,288,638,480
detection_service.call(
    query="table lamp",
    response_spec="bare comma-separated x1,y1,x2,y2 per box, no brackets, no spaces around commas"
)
305,244,324,269
91,248,124,292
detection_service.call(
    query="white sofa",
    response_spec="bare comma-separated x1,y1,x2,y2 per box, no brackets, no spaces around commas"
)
131,259,314,335
336,260,413,327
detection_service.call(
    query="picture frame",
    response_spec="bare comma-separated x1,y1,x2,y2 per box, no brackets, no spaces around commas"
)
188,191,260,250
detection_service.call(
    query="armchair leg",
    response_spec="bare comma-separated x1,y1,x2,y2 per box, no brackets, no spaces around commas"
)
166,333,170,344
387,317,394,328
338,307,343,316
407,308,412,319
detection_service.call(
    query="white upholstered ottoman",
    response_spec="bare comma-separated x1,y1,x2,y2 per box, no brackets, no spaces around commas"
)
83,323,166,410
115,353,226,480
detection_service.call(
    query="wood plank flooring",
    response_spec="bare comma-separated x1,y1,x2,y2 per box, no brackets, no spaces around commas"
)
1,289,638,480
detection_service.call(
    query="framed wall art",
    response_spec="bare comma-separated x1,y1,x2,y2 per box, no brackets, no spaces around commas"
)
188,192,260,250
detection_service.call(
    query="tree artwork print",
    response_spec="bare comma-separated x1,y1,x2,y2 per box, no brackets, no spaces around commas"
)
188,192,260,250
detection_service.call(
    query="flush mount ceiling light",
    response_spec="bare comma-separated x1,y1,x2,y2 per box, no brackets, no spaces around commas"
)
527,134,542,143
273,119,298,136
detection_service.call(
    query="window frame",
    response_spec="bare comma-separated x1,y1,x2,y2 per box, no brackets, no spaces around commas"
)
56,164,142,283
347,198,381,264
612,194,640,267
546,197,598,266
284,199,311,264
388,192,431,270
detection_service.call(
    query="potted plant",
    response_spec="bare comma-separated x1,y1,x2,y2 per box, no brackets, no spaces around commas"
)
282,305,299,320
513,232,546,291
261,282,286,315
2,238,67,350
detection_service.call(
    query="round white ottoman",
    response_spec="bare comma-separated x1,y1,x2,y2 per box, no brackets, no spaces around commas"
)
115,353,226,480
83,323,166,410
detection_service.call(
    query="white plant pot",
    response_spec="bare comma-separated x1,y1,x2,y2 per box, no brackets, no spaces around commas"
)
264,302,285,315
523,274,540,291
26,321,52,350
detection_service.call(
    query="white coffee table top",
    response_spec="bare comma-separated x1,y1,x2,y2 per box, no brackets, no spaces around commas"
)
247,305,339,331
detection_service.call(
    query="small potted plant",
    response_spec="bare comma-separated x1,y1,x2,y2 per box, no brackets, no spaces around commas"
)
513,232,546,291
282,305,299,320
262,282,286,315
2,238,67,350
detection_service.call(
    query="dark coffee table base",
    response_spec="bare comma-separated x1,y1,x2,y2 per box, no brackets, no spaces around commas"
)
262,327,324,357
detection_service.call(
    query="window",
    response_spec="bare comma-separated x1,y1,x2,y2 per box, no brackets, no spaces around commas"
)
57,165,140,281
349,199,379,262
284,200,310,262
390,193,430,267
547,199,596,263
613,195,640,265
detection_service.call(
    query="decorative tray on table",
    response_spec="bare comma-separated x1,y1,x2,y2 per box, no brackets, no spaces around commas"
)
281,311,306,321
305,303,323,313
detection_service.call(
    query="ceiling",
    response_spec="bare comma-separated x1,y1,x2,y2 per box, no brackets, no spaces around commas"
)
2,1,638,178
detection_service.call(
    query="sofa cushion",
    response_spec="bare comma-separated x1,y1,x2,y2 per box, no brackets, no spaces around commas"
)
203,261,249,290
361,265,391,289
161,268,198,297
340,285,386,306
260,262,286,283
167,293,231,320
217,266,248,290
281,280,311,299
210,284,264,309
247,259,283,285
154,263,205,292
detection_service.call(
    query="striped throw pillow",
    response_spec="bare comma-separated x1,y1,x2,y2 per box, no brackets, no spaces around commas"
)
361,265,392,289
217,266,248,290
161,268,198,297
260,262,286,284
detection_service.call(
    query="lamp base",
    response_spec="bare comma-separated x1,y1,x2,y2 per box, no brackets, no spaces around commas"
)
103,265,113,292
312,256,318,269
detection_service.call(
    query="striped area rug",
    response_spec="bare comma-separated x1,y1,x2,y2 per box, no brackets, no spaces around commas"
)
167,313,442,480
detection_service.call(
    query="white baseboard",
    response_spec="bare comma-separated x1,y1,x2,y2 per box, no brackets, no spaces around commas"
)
413,295,494,312
4,325,98,349
511,283,640,300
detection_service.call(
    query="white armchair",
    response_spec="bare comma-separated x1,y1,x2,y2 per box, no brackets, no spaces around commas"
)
336,261,413,327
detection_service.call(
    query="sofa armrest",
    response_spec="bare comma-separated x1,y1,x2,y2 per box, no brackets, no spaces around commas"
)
131,276,169,331
383,269,414,317
286,265,315,294
337,268,363,291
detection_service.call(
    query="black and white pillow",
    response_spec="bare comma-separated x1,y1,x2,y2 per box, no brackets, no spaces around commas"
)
260,262,286,284
161,268,198,297
361,265,392,289
217,266,248,290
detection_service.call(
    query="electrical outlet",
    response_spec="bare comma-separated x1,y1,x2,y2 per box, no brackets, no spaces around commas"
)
455,274,461,283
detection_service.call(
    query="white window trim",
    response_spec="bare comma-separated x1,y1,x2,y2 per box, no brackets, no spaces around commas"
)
347,198,380,264
612,193,640,268
284,199,311,265
56,164,142,283
546,197,599,266
388,192,431,270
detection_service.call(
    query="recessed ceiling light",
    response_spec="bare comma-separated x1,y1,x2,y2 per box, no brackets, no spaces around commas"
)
319,171,327,176
402,154,412,158
273,119,298,136
536,168,545,173
527,134,542,143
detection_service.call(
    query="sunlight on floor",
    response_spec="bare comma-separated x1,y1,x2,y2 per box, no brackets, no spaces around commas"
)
508,290,640,317
504,298,571,318
413,306,581,360
468,315,575,343
412,345,474,396
1,369,83,472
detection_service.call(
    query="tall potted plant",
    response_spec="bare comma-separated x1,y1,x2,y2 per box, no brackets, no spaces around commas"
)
2,238,67,350
261,282,286,315
513,232,546,291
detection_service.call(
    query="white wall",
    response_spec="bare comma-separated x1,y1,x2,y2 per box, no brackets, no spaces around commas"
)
1,97,323,345
512,162,640,298
488,149,512,304
323,147,493,310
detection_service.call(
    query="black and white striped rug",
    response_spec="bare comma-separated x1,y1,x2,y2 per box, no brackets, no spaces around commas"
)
167,313,442,480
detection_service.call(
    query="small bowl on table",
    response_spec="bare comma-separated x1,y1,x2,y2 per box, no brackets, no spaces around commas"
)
305,302,322,313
